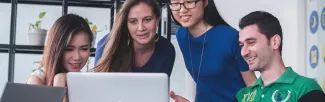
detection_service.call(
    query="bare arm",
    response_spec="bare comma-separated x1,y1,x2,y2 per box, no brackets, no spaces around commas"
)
170,91,190,102
240,71,257,86
26,75,45,85
53,73,68,102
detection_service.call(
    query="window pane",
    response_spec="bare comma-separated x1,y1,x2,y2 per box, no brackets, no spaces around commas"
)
16,4,61,45
0,53,8,97
14,54,42,83
0,3,11,44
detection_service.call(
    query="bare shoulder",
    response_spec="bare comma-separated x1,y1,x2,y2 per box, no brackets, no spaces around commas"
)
26,75,45,85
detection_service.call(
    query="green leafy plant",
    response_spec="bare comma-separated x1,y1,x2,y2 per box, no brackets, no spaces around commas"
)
29,12,46,30
84,17,107,32
84,17,97,32
84,18,93,25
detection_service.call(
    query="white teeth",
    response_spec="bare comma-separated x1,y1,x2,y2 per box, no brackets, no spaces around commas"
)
181,15,190,19
138,33,149,39
138,33,148,36
248,57,255,62
72,64,79,66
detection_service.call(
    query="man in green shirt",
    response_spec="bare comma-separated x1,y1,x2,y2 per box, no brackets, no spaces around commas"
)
236,11,325,102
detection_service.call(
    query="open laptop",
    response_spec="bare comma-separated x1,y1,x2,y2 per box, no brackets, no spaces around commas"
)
67,72,169,102
0,82,66,102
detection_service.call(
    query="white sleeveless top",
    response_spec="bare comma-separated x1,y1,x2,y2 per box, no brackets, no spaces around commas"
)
30,69,45,82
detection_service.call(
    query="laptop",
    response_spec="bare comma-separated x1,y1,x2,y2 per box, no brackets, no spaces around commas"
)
67,72,169,102
0,82,66,102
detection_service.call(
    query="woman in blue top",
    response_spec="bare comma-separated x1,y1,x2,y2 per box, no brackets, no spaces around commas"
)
168,0,257,101
92,0,175,77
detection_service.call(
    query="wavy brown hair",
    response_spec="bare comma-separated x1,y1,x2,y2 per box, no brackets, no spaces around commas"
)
92,0,161,72
43,14,93,86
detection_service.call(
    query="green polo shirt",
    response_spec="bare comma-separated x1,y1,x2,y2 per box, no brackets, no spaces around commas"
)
236,67,325,102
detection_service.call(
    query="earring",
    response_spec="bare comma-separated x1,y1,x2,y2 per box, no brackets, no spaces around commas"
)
154,35,159,43
127,34,130,46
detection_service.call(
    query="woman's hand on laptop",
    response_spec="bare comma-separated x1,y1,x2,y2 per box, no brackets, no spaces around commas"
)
170,91,189,102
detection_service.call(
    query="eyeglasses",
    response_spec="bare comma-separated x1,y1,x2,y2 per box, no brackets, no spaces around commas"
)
169,0,200,11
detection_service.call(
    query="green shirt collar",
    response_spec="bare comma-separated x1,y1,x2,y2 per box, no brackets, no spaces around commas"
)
252,67,298,88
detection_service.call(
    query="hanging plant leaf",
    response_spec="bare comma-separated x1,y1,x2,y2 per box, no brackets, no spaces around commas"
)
85,18,89,23
39,12,46,19
35,20,42,28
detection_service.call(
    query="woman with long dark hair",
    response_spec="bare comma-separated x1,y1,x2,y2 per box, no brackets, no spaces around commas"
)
27,14,93,102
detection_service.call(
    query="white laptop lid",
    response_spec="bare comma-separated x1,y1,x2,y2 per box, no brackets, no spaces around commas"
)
67,72,169,102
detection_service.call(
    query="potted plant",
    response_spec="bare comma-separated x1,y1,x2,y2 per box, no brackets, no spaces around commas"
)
28,12,47,45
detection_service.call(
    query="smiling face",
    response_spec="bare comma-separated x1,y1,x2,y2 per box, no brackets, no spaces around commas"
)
239,24,274,71
170,0,206,28
62,31,91,72
127,2,158,46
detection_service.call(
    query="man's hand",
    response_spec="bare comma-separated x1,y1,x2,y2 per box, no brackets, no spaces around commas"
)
170,91,190,102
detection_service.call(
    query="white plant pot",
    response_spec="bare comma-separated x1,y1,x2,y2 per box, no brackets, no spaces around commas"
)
92,31,97,48
28,29,47,45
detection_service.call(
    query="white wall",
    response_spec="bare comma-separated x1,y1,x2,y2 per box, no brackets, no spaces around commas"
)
317,0,325,92
306,0,325,91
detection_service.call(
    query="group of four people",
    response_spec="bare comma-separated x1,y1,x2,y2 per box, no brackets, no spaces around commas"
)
25,0,325,102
